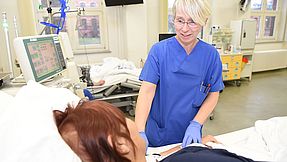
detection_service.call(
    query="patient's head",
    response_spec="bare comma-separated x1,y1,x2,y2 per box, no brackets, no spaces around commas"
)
54,100,146,162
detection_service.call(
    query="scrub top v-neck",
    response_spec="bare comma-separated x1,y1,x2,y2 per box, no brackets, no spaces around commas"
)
140,36,224,147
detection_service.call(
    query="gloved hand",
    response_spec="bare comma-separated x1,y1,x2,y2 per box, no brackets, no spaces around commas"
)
182,120,202,148
139,131,149,152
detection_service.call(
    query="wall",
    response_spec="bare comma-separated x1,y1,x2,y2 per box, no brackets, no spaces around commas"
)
0,0,21,76
17,0,37,36
146,0,160,58
209,0,242,27
125,3,148,67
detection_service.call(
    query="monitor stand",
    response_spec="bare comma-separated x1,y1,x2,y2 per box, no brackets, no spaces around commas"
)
11,74,26,84
10,73,72,88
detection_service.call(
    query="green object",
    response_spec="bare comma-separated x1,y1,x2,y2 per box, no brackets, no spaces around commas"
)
39,4,43,10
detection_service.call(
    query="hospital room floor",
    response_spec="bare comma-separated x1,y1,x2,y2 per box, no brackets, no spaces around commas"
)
203,68,287,136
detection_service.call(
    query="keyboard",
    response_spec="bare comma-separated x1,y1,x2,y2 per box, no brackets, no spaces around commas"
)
43,77,72,88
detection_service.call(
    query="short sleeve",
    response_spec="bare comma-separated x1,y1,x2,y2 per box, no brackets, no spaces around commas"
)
208,51,225,92
139,45,160,85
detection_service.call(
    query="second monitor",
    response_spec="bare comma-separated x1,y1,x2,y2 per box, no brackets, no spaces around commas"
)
159,33,176,41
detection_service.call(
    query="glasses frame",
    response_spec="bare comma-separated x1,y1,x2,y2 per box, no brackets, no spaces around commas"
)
173,18,199,29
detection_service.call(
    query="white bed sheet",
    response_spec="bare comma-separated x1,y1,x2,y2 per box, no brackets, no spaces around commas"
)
146,116,287,162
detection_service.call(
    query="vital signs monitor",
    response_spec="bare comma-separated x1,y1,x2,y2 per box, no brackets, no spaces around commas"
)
13,34,67,83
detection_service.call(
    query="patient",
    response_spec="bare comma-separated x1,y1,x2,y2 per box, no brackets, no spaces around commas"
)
54,100,255,162
54,100,146,162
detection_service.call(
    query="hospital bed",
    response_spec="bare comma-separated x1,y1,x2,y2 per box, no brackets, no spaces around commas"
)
80,57,142,116
83,76,141,116
0,81,286,162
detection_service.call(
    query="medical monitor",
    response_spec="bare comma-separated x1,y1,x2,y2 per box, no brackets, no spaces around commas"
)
124,0,144,5
13,35,67,83
159,33,176,41
104,0,143,7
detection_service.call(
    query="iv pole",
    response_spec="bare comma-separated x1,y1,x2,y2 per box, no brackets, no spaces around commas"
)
40,8,84,35
39,0,84,35
2,12,14,78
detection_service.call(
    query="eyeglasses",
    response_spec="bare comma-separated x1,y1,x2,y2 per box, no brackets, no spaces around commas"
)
174,19,198,28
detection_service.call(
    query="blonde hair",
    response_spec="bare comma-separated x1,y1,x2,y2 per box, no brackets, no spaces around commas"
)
172,0,211,26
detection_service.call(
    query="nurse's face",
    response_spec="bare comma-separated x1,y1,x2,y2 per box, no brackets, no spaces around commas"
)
174,9,202,46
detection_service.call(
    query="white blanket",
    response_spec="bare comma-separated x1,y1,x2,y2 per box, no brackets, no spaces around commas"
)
0,81,81,162
253,117,287,161
221,116,287,161
147,116,287,162
90,57,141,86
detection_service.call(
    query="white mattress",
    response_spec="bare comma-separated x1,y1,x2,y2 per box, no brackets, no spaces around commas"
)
146,116,287,162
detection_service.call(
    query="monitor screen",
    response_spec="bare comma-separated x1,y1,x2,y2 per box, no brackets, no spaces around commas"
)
14,35,66,83
104,0,123,6
159,33,176,41
104,0,143,7
123,0,144,5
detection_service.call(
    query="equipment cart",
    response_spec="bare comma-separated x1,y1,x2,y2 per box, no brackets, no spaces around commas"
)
220,53,243,87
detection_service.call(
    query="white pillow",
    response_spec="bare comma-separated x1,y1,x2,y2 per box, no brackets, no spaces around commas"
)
0,81,81,162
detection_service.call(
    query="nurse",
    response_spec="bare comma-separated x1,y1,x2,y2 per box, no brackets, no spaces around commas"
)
135,0,224,148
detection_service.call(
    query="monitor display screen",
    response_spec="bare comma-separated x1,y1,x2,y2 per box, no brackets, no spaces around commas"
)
123,0,144,5
159,33,176,41
14,35,66,83
104,0,123,6
104,0,143,7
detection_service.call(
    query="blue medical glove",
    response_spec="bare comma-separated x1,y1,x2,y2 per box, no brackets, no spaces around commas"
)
182,120,202,148
139,131,149,152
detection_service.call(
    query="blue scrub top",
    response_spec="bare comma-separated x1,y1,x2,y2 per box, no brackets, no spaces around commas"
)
139,37,224,147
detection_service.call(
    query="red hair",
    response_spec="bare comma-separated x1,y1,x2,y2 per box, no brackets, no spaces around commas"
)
54,100,136,162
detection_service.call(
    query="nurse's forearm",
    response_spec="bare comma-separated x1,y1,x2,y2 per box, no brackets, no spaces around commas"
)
193,92,219,125
135,82,156,131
